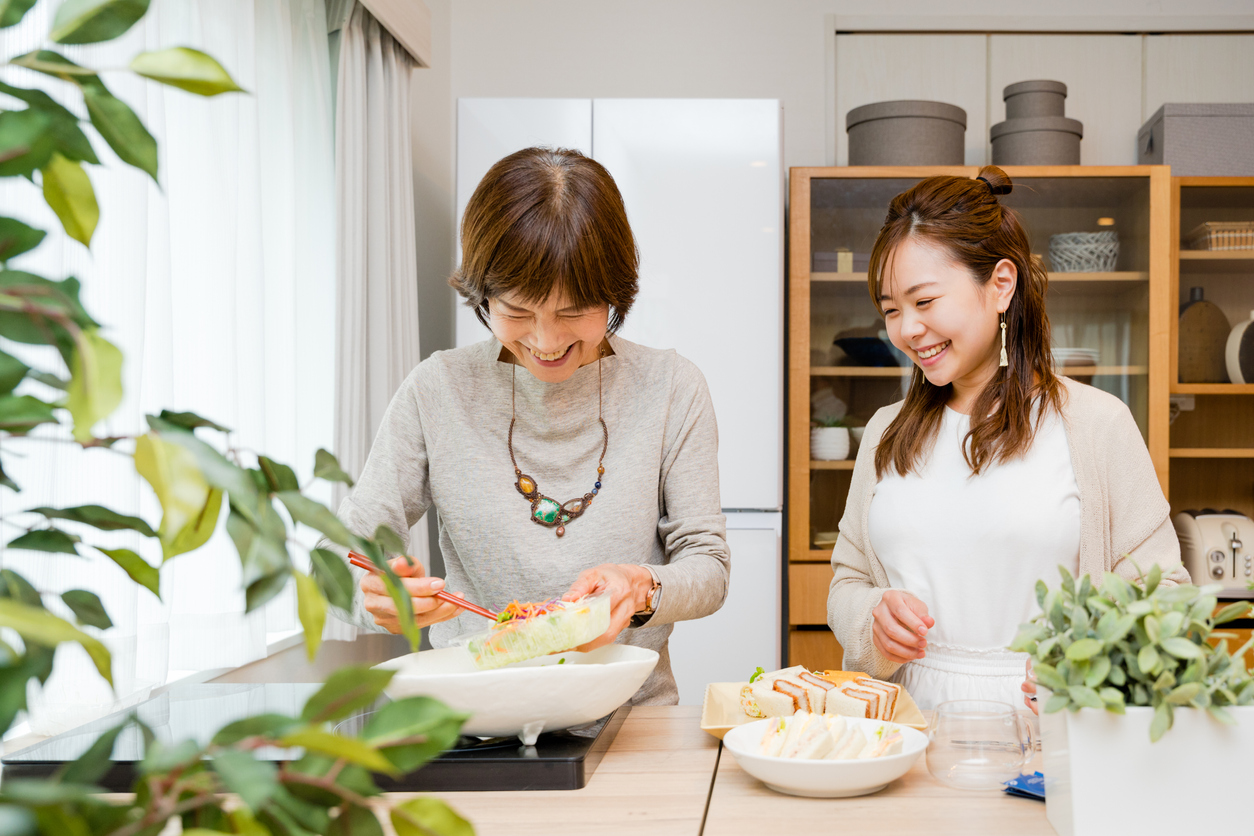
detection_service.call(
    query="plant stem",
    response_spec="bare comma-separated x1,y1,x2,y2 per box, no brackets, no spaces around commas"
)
279,768,373,810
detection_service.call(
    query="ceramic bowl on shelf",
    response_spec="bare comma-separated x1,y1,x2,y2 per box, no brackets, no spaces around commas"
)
723,716,928,798
373,644,657,744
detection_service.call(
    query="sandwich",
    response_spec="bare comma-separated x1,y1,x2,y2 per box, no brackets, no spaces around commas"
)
827,725,868,760
756,712,905,761
851,677,901,721
858,724,904,758
758,716,790,757
825,685,875,719
740,666,808,717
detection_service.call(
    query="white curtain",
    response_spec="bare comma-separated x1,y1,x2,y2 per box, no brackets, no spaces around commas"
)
327,0,425,641
0,0,336,734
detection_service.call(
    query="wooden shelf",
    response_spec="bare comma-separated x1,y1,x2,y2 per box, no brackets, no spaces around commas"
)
1178,250,1254,273
810,460,855,470
811,365,1148,377
797,549,834,562
1169,448,1254,459
1180,250,1254,260
1172,384,1254,395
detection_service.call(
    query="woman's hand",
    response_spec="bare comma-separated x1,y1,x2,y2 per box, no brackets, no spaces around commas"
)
361,556,463,633
562,563,654,652
871,590,934,664
1022,656,1039,715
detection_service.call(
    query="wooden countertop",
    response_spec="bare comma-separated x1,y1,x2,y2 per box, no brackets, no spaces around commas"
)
389,706,720,836
385,706,1054,836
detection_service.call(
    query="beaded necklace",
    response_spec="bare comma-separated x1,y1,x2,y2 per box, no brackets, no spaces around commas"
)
508,347,607,538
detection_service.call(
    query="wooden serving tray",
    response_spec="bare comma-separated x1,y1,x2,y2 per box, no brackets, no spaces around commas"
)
699,681,928,740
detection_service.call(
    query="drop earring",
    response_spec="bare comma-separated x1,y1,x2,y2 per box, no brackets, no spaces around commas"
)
999,312,1008,368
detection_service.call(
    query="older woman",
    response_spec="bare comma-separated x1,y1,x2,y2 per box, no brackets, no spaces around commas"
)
332,147,730,704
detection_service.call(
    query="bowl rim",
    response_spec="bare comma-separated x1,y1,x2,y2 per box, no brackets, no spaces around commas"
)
723,716,928,767
376,644,660,680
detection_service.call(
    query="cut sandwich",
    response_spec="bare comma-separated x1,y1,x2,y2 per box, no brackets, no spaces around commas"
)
825,685,875,719
740,666,809,718
840,685,883,719
828,726,868,760
858,724,904,759
852,677,901,721
747,680,802,717
758,716,790,757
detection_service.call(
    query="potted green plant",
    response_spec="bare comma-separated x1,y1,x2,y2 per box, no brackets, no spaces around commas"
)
809,416,850,461
1011,565,1254,836
0,2,471,833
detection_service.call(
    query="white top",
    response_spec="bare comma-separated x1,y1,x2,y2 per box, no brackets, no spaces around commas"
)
868,405,1081,651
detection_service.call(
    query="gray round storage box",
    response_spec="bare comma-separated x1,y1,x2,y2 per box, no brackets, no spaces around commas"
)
846,100,967,166
991,116,1083,165
1003,80,1068,119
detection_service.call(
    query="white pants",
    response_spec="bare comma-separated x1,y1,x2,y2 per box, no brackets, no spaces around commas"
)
891,642,1028,711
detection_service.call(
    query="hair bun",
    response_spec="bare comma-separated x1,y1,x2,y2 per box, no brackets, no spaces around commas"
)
976,165,1013,196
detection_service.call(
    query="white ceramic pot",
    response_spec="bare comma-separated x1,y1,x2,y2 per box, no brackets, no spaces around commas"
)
1038,694,1254,835
810,427,850,461
1226,309,1254,384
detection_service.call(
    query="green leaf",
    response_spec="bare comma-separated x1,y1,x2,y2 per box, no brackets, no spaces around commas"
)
8,50,98,81
1143,615,1161,644
1144,562,1162,596
300,666,394,725
1165,682,1203,705
0,394,57,434
96,547,159,598
61,589,111,629
33,504,156,538
313,448,353,487
50,0,151,44
309,548,353,612
156,409,230,432
1065,637,1103,662
211,748,278,812
0,271,99,359
65,329,123,441
1161,637,1204,659
1159,610,1184,638
211,713,301,747
81,80,157,181
138,737,200,775
245,569,290,613
1207,705,1236,726
0,351,27,397
1083,655,1111,688
0,82,98,166
277,492,354,547
293,571,325,662
0,108,53,178
225,505,289,588
0,599,110,684
1068,685,1103,709
391,798,473,836
363,696,468,773
1214,601,1252,625
134,433,223,560
276,729,396,774
1031,662,1067,692
0,805,36,836
6,528,80,555
0,569,42,608
57,715,128,784
129,47,245,97
1043,692,1071,714
0,218,44,265
0,0,37,28
1149,701,1173,742
1098,687,1126,714
356,540,419,650
41,152,98,247
1096,611,1136,644
1138,644,1160,676
258,456,299,492
372,524,406,556
0,779,100,804
329,805,384,836
146,416,260,512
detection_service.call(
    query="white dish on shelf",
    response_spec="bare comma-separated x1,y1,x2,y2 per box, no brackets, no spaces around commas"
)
723,716,928,798
373,644,657,744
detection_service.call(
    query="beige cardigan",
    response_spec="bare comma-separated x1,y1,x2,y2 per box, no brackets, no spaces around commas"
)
826,378,1187,680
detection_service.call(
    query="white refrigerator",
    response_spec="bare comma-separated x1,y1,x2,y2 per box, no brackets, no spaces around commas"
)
456,98,783,704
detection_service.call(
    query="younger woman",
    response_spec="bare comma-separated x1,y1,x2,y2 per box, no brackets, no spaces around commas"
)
825,166,1186,711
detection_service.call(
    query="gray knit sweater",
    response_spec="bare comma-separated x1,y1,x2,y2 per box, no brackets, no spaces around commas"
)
328,335,730,704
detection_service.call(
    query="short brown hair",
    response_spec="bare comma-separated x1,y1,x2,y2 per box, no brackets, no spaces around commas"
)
868,165,1063,478
449,147,639,332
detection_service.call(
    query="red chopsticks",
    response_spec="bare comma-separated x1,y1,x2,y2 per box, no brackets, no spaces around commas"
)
347,551,499,620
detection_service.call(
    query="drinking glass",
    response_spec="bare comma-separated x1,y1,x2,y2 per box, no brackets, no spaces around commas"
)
926,700,1035,791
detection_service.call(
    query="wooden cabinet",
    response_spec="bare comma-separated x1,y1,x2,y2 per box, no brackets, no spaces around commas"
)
1168,177,1254,523
786,165,1171,671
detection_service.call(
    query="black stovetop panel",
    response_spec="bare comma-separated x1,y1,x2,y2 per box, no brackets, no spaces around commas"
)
1,683,629,792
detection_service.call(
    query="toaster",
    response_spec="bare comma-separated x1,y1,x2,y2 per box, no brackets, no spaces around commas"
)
1173,510,1254,597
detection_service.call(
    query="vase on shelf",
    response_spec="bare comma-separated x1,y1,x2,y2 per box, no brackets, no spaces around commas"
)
810,427,850,461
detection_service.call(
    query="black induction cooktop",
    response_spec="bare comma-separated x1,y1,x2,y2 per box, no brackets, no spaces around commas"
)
1,683,629,792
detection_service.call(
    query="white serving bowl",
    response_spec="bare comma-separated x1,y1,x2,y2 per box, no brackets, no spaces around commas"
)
723,717,929,798
373,644,658,744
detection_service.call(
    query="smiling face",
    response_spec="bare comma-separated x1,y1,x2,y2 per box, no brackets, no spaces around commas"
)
488,291,610,383
879,237,1016,411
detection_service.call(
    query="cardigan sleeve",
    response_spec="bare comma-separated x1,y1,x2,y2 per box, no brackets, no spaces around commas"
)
827,406,901,680
1093,392,1189,586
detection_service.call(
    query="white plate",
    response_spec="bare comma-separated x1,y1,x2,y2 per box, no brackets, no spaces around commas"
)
373,644,658,744
723,717,928,797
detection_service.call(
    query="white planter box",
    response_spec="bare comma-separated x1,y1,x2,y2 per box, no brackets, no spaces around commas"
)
1039,697,1254,835
810,427,850,461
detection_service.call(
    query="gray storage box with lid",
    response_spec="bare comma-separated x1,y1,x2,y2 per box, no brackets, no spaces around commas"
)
1138,104,1254,176
846,100,966,166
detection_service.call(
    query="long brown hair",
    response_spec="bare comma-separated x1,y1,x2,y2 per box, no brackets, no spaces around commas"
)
868,165,1063,478
449,147,639,332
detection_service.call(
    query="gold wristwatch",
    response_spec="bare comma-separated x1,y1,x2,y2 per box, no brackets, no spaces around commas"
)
630,570,662,627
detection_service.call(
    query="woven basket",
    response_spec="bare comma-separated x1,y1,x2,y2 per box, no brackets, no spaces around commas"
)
1049,231,1119,273
1186,222,1254,251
